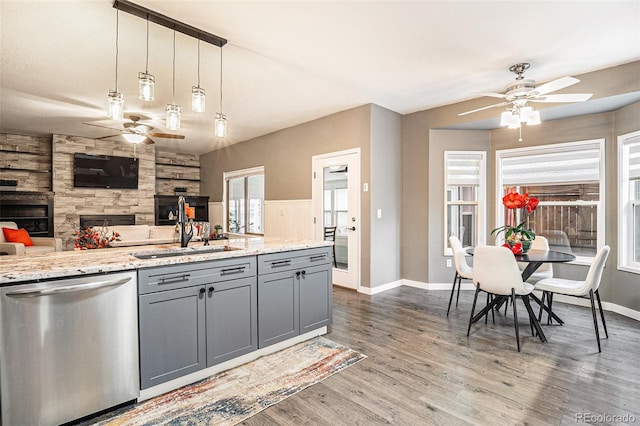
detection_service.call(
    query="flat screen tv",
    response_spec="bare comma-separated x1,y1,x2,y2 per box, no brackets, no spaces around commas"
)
73,153,139,189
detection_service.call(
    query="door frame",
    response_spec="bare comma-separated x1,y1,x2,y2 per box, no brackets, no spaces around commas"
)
312,148,361,291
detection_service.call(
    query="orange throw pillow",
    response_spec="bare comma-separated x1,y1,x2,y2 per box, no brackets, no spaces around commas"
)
2,227,34,246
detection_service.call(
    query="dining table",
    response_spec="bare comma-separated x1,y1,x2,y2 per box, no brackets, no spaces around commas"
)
465,247,576,342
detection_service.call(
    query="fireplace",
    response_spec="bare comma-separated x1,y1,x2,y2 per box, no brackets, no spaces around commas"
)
80,214,135,228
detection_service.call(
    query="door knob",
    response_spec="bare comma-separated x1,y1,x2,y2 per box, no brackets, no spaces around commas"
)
347,226,356,231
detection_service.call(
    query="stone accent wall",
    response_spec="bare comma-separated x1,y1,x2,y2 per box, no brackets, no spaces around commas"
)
52,135,156,248
0,133,52,192
155,150,200,195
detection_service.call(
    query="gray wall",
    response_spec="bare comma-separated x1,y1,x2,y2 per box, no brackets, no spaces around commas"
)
428,129,491,284
370,105,403,287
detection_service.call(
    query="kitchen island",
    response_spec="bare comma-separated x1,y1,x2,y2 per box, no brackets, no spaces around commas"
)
0,238,333,425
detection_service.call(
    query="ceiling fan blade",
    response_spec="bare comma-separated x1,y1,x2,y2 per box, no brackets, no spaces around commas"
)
82,122,121,132
472,92,509,99
96,134,122,140
149,132,186,139
531,76,579,96
143,137,155,145
529,93,593,103
458,101,511,116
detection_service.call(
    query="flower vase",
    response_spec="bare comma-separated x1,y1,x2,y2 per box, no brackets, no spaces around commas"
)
507,237,533,254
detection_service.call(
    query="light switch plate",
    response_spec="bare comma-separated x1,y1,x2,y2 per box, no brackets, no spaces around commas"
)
377,209,382,219
363,183,368,192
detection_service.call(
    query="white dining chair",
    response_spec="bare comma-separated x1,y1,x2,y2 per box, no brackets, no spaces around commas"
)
447,236,473,316
518,236,553,283
468,245,540,352
535,245,610,353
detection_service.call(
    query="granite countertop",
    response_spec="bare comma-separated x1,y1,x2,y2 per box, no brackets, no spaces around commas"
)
0,238,332,284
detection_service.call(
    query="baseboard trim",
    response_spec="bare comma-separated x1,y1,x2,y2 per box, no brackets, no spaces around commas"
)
359,280,640,322
358,280,403,295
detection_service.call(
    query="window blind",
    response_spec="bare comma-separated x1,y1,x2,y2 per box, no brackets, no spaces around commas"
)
501,141,602,186
629,138,640,181
446,152,483,186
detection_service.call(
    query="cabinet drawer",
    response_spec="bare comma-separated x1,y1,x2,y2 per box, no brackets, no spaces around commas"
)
138,257,257,294
258,247,332,275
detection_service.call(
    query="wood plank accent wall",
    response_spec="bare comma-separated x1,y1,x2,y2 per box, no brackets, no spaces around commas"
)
0,133,52,192
52,134,156,249
155,150,200,195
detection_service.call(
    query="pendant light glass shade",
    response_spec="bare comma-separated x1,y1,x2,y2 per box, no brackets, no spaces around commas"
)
166,103,181,130
138,72,155,101
192,86,206,112
107,90,124,120
215,112,227,137
138,18,155,101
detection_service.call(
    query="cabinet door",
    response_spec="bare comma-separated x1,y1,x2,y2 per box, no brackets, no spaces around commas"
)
139,286,206,389
206,277,257,366
299,264,333,333
257,270,299,348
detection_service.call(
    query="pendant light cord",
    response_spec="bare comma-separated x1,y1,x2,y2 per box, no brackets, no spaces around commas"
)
197,39,200,86
145,16,149,73
219,47,223,113
172,30,176,99
115,10,119,90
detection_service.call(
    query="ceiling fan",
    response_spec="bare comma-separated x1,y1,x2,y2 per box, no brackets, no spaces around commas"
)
83,114,185,145
458,63,594,117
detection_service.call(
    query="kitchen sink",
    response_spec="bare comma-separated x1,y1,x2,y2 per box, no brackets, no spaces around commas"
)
132,245,240,260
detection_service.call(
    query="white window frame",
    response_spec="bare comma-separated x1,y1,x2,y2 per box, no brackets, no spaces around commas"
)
496,139,605,265
222,166,265,235
444,151,487,255
618,130,640,274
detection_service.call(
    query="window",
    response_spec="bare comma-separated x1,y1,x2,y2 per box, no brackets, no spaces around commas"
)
224,166,264,235
323,168,348,236
444,151,486,254
496,139,605,262
618,130,640,273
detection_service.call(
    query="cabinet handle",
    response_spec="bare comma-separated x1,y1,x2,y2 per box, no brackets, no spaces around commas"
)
208,286,215,293
199,288,205,294
296,271,301,277
310,255,327,261
301,270,306,276
271,260,291,267
221,266,246,275
158,274,190,284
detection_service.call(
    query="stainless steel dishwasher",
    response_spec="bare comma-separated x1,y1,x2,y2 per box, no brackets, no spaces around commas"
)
0,271,139,426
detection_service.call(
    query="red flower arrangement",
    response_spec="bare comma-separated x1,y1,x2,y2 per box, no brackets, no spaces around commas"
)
491,191,540,254
74,227,121,249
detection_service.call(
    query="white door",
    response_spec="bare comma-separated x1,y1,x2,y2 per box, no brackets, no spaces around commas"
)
312,149,360,290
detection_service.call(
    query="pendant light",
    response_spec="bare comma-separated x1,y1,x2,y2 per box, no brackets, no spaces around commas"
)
107,9,124,120
138,16,155,101
214,46,227,137
192,39,206,112
166,30,181,130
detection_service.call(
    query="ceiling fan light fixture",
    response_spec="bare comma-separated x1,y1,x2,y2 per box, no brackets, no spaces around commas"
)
122,133,147,144
166,103,181,130
192,86,206,112
526,110,541,126
215,112,227,137
107,90,124,120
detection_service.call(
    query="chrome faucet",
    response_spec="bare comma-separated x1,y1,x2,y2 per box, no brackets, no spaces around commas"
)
177,195,193,248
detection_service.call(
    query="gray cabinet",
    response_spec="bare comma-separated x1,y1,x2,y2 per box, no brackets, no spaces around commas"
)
258,247,332,348
206,276,257,366
138,257,257,389
139,285,206,389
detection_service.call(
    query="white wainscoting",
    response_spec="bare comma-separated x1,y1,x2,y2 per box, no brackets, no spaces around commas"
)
264,200,313,240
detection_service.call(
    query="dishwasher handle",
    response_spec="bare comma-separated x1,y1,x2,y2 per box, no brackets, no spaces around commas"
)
6,276,132,298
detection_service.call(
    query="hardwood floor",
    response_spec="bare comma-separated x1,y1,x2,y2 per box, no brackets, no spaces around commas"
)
243,286,640,425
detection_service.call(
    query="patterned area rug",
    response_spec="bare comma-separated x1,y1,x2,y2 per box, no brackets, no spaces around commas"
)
91,337,366,426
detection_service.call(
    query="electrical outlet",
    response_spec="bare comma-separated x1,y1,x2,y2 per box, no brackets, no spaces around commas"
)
446,259,452,268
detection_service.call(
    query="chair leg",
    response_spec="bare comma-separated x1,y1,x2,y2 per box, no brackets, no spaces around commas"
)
512,289,520,352
538,291,546,323
447,272,459,316
455,276,462,307
485,293,490,324
595,289,608,339
467,286,481,337
490,295,495,324
332,246,337,268
547,293,554,325
589,290,602,353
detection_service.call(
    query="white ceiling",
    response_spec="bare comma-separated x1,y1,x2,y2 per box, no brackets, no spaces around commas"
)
1,1,639,155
